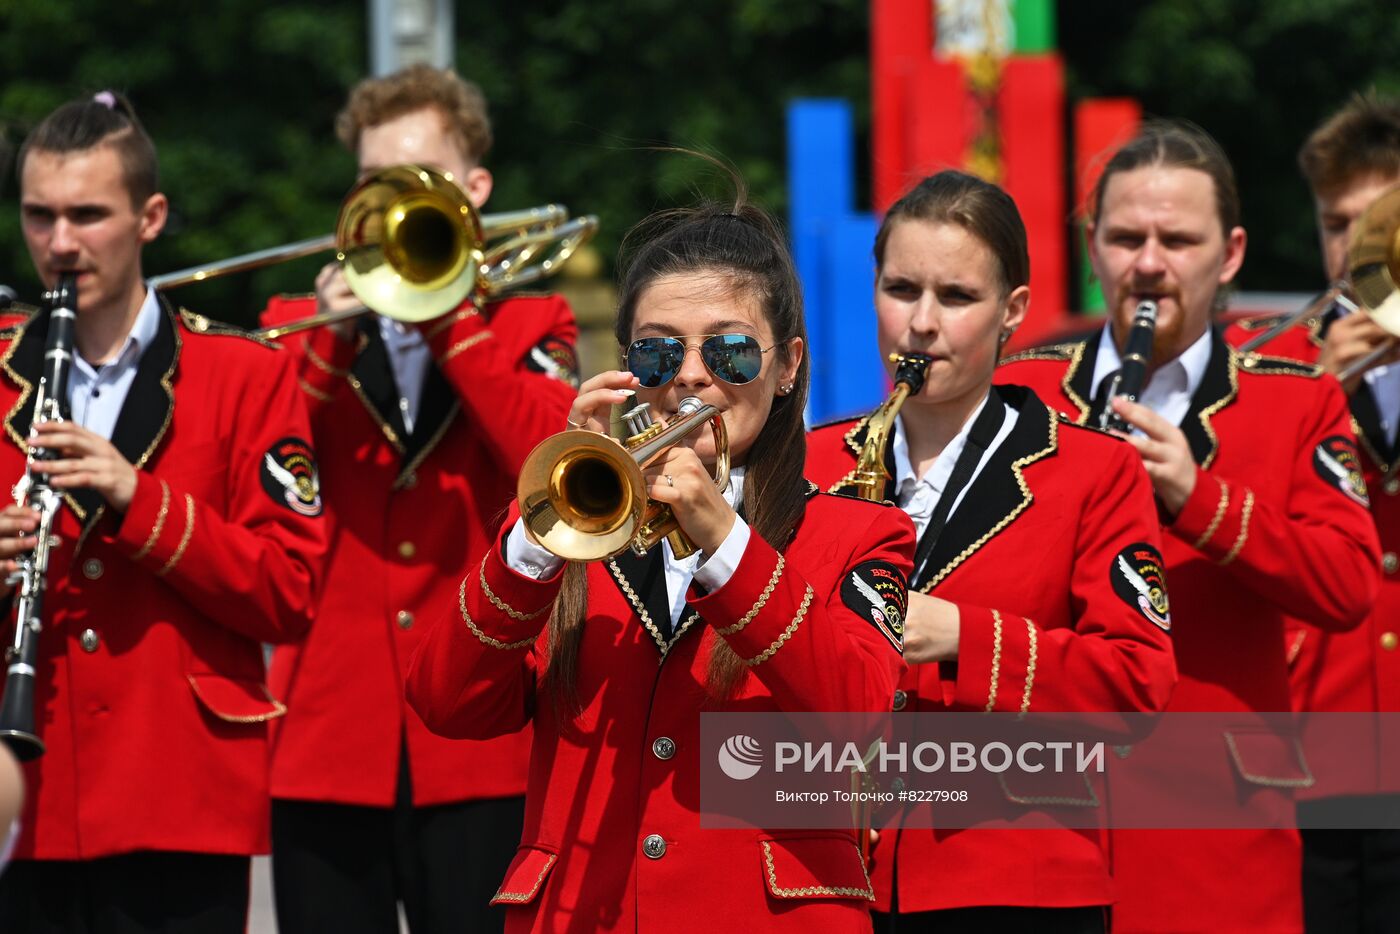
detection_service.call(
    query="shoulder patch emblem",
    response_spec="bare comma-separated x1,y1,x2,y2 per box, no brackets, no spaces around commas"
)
1313,435,1370,507
260,436,323,517
842,560,908,652
1111,543,1170,632
523,336,579,387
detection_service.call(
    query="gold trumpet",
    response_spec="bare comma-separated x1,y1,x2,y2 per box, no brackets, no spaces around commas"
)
1240,183,1400,380
150,164,598,339
517,395,729,561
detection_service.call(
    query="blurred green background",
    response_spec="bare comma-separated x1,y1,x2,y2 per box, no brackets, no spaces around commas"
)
1,0,1398,328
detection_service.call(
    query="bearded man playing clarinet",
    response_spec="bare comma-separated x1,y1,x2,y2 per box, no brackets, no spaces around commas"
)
998,120,1380,933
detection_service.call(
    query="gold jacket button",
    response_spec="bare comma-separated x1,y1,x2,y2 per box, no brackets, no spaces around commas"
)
1382,632,1399,652
892,689,908,712
80,629,100,653
1384,552,1398,576
1386,478,1399,496
397,541,416,560
642,834,666,859
396,610,414,630
81,558,103,580
652,737,676,760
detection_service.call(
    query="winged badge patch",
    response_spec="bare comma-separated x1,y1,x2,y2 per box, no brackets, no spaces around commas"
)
1110,543,1170,632
523,336,580,387
841,561,909,653
260,436,323,517
1312,435,1369,508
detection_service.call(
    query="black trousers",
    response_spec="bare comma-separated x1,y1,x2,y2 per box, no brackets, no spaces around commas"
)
873,906,1107,934
0,851,249,934
271,760,526,934
1299,796,1400,933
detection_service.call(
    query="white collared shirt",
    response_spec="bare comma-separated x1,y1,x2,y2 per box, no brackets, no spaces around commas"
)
891,391,1018,540
68,287,162,441
1366,362,1400,449
506,467,751,629
379,317,431,435
1090,322,1212,430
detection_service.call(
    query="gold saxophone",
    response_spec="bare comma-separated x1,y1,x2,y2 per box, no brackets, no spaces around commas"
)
851,353,933,502
848,352,930,868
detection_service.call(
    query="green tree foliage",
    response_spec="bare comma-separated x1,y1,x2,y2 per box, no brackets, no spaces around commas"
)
3,0,1397,322
1060,0,1400,293
0,0,868,325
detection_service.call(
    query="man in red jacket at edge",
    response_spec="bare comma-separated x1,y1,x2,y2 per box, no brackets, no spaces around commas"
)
0,92,328,933
997,120,1380,933
260,65,579,934
1223,93,1400,932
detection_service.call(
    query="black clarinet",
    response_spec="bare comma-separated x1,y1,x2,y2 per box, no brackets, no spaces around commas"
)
1099,300,1159,433
0,275,77,760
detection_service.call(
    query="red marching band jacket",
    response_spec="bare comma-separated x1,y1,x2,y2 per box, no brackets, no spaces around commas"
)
0,298,329,860
997,328,1381,934
405,489,914,934
806,384,1177,913
260,292,578,808
1226,312,1400,800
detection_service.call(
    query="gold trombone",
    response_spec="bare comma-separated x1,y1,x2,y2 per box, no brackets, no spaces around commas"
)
517,394,729,562
1239,183,1400,380
150,164,599,339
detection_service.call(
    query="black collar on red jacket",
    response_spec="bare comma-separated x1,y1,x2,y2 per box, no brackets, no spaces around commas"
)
604,482,819,656
349,316,460,484
1056,324,1239,469
908,384,1058,592
1316,306,1400,470
1352,388,1396,475
607,546,701,654
1,295,180,537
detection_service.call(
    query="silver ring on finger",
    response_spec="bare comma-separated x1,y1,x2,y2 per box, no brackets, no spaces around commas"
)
665,474,674,487
566,417,586,429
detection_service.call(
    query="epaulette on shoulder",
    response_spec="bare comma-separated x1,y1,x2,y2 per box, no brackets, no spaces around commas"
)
1236,350,1321,378
178,308,280,350
1231,312,1292,332
999,342,1077,366
0,302,39,338
1054,413,1127,442
486,288,557,305
814,487,897,509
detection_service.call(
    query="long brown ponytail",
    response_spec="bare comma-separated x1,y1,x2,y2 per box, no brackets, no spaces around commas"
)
543,180,810,713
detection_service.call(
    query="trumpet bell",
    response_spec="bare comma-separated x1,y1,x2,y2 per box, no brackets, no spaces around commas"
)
337,165,484,324
1348,184,1400,336
518,431,647,562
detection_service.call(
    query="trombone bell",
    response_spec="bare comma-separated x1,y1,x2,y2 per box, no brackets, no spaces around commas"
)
1347,184,1400,337
337,165,483,324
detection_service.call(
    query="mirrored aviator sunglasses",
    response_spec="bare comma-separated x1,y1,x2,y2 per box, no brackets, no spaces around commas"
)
625,334,775,387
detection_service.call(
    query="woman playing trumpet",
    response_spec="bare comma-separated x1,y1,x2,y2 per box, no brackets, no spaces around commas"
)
806,171,1177,933
407,189,915,932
